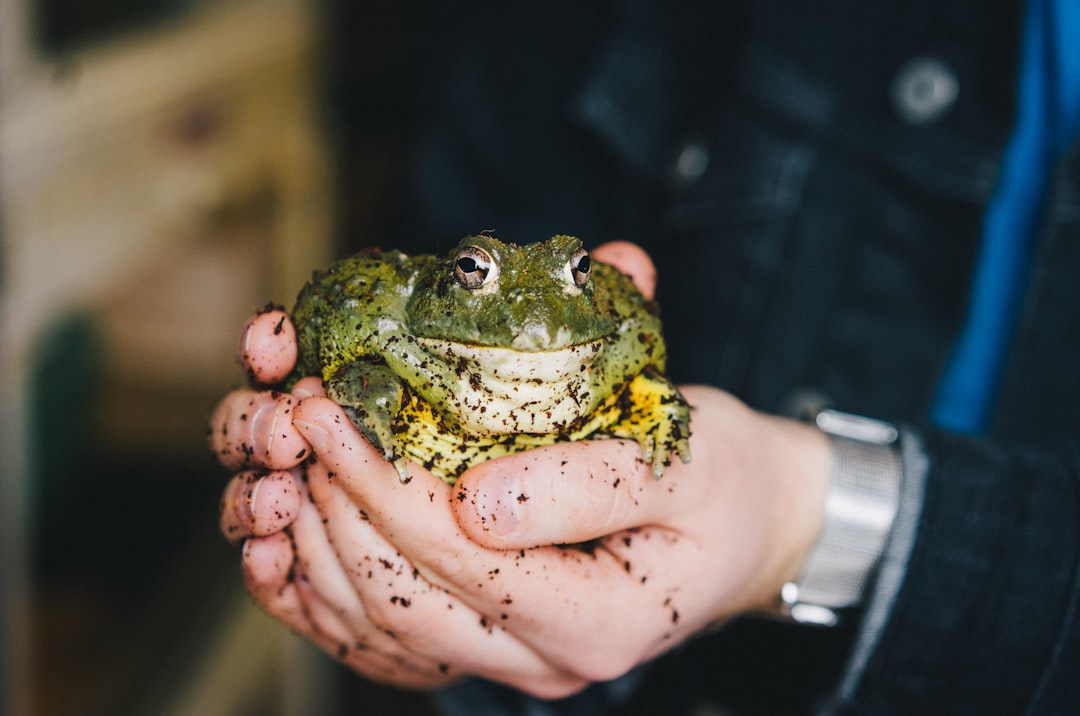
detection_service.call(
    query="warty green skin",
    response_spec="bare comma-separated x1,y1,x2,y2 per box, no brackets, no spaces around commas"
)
290,234,690,482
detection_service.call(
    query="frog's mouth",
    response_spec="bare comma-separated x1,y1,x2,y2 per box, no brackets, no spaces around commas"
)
416,337,604,382
414,337,607,435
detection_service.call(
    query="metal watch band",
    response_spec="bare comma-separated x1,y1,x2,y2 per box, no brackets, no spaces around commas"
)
780,409,902,627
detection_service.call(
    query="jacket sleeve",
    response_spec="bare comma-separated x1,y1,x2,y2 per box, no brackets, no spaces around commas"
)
836,427,1080,715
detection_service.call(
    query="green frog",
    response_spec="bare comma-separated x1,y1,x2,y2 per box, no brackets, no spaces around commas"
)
289,234,691,484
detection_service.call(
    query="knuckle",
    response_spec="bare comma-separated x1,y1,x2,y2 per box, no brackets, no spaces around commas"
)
251,471,301,534
263,393,310,468
361,594,427,641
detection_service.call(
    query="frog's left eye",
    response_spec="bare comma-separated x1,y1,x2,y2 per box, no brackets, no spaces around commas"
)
454,246,498,289
568,249,592,287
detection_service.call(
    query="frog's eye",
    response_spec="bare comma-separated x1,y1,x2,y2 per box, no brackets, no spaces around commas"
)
454,246,498,289
568,249,592,287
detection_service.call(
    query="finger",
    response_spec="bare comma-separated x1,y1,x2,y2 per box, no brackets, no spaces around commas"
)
237,307,297,385
592,241,656,300
241,531,295,585
209,389,313,471
242,529,389,673
242,531,450,689
241,531,306,622
219,469,302,544
452,439,695,550
286,479,456,682
305,464,589,698
263,478,457,687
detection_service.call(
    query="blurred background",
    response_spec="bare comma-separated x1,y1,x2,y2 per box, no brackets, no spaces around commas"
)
0,1,445,713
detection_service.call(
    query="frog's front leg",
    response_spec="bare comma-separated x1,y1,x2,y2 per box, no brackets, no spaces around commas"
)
607,369,692,479
325,361,411,482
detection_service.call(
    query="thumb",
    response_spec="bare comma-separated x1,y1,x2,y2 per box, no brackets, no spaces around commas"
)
452,438,693,550
592,241,656,300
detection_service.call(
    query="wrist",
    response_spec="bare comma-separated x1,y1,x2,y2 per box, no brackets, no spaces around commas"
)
744,412,834,615
781,419,836,589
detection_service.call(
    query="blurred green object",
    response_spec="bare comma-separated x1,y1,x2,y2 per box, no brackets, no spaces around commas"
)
28,312,104,525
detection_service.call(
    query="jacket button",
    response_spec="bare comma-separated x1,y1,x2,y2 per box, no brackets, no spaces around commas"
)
890,57,958,125
668,138,710,189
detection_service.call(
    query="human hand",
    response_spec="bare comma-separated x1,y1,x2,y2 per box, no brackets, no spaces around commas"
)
209,243,832,696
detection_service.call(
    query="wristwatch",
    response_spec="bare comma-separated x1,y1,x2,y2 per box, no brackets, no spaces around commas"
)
778,409,902,627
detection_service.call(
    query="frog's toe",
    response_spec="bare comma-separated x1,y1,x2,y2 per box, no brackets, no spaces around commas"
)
650,456,667,480
649,447,673,480
648,421,692,479
340,405,402,465
638,434,656,465
670,423,692,467
392,458,411,483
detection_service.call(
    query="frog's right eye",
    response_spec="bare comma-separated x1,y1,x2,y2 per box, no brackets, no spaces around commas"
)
454,246,498,289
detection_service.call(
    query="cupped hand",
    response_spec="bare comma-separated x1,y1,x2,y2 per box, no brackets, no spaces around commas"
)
274,387,830,696
208,242,832,696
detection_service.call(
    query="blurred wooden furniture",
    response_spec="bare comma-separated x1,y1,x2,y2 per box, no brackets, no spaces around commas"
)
0,1,334,713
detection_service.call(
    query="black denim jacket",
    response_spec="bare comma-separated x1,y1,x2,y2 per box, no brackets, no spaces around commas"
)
388,1,1080,713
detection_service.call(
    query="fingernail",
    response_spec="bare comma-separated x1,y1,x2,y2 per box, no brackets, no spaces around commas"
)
245,474,262,525
291,380,321,399
240,535,272,578
241,536,254,565
294,419,331,453
240,535,265,571
236,317,255,364
249,472,299,535
475,473,523,535
251,400,278,456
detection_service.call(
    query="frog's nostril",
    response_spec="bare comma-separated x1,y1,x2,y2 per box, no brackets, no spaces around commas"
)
514,321,553,351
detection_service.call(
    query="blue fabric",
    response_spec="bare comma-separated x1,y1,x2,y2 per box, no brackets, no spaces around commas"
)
931,0,1080,433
